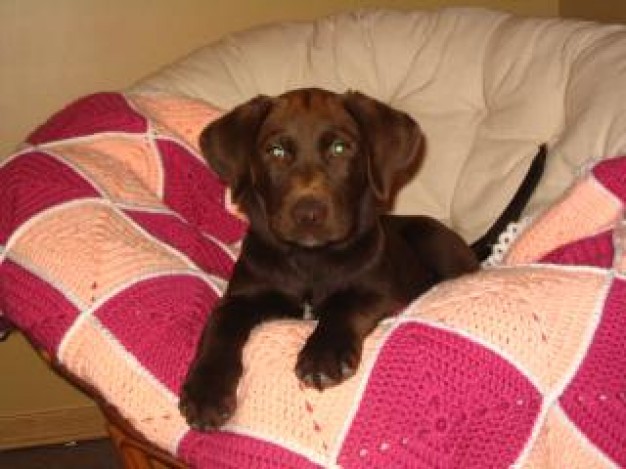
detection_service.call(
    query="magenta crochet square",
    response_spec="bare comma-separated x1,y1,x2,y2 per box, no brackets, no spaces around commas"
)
0,260,79,354
592,157,626,204
94,275,218,393
339,323,541,468
27,93,147,145
560,277,626,466
158,138,247,243
0,152,99,244
540,230,614,268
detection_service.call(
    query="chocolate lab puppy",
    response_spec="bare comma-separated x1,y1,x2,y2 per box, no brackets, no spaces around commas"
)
180,88,545,430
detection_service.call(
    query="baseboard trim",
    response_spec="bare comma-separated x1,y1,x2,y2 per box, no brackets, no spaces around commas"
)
0,405,107,450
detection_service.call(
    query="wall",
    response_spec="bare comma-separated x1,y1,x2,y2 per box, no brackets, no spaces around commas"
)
0,334,106,449
560,0,626,23
0,0,557,158
0,0,561,450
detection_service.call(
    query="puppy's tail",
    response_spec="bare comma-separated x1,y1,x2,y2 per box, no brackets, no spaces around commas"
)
470,144,547,261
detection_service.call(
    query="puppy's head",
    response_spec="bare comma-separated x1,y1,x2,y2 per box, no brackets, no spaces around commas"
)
200,88,423,248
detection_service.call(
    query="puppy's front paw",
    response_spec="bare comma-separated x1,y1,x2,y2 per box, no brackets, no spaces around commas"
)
179,361,240,431
295,329,361,390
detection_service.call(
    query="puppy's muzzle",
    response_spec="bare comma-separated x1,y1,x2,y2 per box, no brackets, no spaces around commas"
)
291,196,329,227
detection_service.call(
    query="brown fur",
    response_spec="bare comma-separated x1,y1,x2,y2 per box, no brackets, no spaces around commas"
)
180,88,545,430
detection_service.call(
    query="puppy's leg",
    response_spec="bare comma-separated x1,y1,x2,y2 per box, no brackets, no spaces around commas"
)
181,292,302,430
295,288,392,390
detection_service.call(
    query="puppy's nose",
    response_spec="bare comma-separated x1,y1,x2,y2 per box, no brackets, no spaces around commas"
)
291,197,328,227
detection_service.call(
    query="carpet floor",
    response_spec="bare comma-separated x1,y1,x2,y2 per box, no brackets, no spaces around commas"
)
0,438,121,469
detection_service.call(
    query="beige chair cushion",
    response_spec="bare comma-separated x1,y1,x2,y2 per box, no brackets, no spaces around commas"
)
133,7,626,241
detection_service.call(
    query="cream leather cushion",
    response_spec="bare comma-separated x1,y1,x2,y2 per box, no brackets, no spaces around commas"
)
133,7,626,242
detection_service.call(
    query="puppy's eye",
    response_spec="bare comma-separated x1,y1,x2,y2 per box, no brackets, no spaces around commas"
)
267,144,287,160
329,139,347,157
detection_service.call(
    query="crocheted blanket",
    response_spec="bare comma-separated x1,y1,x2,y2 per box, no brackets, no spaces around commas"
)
1,92,624,468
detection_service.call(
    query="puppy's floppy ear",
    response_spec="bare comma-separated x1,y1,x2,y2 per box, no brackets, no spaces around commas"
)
343,91,423,202
199,95,273,196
